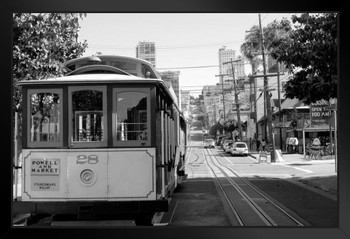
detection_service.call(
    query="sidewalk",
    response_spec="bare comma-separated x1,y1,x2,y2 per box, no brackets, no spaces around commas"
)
249,151,337,199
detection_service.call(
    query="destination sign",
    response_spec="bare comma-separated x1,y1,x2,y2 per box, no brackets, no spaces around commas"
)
31,158,60,175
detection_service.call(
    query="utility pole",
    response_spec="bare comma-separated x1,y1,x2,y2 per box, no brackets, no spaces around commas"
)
276,62,283,150
259,13,275,162
253,75,259,141
223,59,243,140
215,74,227,123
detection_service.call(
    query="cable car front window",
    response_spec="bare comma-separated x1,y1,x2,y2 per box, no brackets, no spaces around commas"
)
72,90,103,142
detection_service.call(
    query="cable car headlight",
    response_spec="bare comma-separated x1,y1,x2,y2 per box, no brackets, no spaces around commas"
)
80,169,96,185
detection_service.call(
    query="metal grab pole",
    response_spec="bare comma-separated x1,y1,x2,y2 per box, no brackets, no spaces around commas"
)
14,111,18,200
303,129,306,159
334,109,337,172
161,111,165,198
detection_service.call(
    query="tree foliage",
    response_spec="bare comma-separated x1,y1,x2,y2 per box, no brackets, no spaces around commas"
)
240,18,292,74
209,123,224,136
240,25,262,74
241,13,337,104
13,13,88,108
270,13,337,104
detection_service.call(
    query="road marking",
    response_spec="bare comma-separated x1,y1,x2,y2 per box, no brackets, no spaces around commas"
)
281,165,313,173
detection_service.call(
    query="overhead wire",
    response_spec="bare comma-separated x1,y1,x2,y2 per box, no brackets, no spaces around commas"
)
87,40,244,51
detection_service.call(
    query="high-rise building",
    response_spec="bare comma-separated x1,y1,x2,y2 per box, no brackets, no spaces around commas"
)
218,46,246,84
219,46,236,85
136,41,156,67
159,71,180,105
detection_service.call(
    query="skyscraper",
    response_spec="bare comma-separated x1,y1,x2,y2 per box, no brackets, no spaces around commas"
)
218,46,246,84
136,41,156,67
218,46,236,85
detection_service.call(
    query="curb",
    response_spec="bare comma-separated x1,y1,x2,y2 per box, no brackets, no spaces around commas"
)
297,178,337,196
248,153,257,159
248,153,337,198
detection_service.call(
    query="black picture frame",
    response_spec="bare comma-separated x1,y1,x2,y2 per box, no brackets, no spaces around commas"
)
3,0,350,238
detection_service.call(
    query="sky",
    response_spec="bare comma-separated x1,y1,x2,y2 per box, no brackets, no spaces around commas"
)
78,13,297,96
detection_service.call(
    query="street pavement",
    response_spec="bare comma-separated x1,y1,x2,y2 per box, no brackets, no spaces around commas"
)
161,145,338,226
248,151,337,200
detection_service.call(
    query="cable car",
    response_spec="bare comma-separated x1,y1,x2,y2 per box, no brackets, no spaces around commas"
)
13,55,187,225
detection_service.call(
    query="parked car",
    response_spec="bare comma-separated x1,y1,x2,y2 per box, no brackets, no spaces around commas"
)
204,139,216,148
216,136,226,146
224,142,234,153
230,142,249,156
222,140,234,151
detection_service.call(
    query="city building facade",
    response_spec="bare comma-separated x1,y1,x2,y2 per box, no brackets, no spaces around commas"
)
159,71,180,106
180,90,191,112
136,41,156,67
218,46,246,84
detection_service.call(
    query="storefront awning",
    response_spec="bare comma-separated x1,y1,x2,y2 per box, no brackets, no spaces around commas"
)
302,123,334,132
286,123,334,132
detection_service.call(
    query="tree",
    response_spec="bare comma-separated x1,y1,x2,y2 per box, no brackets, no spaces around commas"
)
12,13,88,158
270,13,337,104
13,13,88,108
240,25,262,75
240,18,292,74
209,123,224,137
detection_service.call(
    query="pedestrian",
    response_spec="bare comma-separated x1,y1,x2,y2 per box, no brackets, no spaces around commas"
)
311,137,322,160
292,137,299,153
289,136,296,152
256,138,261,152
312,137,321,147
261,139,266,151
286,137,291,152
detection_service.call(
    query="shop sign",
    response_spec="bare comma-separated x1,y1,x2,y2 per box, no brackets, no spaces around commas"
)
310,99,330,125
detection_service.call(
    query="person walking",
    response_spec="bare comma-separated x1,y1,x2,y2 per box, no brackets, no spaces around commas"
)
261,139,267,152
256,138,261,152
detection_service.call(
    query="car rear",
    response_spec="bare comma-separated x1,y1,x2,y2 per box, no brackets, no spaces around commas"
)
204,139,215,148
231,142,249,156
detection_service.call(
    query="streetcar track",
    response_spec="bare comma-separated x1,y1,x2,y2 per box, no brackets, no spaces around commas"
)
205,149,277,226
211,149,305,226
204,148,305,227
201,148,245,226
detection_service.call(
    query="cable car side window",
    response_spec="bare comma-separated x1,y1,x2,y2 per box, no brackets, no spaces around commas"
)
68,86,107,147
113,88,150,146
28,89,63,147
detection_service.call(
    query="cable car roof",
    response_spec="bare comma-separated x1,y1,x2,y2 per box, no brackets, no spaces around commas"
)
17,73,163,85
17,55,179,108
62,55,161,79
63,55,154,70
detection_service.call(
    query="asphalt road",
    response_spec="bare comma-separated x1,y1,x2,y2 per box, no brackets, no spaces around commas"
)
161,133,338,227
